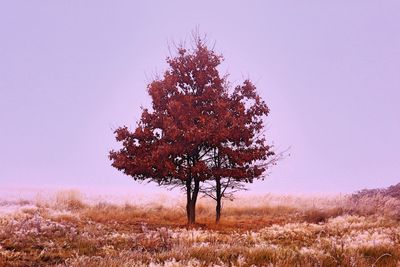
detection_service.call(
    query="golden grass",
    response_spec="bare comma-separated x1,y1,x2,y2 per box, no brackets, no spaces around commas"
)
0,190,399,266
55,190,85,211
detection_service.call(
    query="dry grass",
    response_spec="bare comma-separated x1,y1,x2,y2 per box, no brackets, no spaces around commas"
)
0,190,399,266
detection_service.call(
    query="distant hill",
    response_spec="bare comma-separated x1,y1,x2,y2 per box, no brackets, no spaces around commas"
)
352,183,400,200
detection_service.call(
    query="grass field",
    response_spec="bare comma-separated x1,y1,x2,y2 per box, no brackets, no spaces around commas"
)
0,189,399,266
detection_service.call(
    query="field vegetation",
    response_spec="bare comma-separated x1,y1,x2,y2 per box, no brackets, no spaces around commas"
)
0,186,400,266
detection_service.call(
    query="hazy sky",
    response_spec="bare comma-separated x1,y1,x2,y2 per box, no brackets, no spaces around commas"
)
1,1,399,194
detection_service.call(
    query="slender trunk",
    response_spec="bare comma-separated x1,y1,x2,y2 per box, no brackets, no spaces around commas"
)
188,203,195,224
189,179,200,224
216,177,221,223
186,178,192,224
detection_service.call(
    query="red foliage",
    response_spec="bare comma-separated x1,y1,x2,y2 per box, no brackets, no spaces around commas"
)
109,36,274,223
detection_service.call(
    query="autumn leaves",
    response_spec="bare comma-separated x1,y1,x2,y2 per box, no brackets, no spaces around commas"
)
110,35,276,224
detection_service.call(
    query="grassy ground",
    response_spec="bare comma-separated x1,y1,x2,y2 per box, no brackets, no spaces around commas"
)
0,190,399,266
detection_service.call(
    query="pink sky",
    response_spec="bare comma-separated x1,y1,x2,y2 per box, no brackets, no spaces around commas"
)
1,1,399,194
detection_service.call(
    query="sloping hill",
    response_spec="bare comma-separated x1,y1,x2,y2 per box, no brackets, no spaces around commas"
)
352,183,400,200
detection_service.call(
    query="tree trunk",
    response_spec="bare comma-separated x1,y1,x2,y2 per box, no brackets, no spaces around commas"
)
188,201,196,224
186,178,200,225
186,178,192,224
188,179,200,224
216,177,221,223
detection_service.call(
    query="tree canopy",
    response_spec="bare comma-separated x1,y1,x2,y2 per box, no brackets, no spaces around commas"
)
109,35,275,224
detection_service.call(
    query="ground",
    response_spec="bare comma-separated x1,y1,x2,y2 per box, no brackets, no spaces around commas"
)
0,189,399,266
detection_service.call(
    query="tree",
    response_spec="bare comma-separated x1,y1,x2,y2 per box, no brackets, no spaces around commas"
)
201,149,285,223
201,176,247,223
196,80,279,223
109,34,275,224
